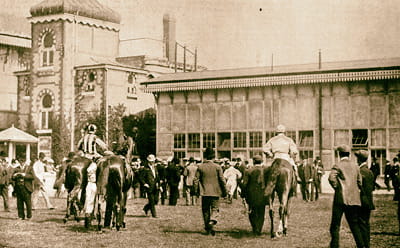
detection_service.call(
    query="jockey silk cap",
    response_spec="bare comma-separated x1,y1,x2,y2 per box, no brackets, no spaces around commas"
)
354,150,369,160
335,144,351,153
276,124,286,133
147,154,156,162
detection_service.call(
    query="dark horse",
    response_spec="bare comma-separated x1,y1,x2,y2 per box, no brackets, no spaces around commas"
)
95,154,133,231
63,155,91,223
264,158,297,238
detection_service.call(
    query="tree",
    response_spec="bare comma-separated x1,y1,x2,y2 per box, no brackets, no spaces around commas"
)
51,114,71,164
122,108,156,160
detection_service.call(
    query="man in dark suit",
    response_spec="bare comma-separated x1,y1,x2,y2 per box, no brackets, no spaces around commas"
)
195,147,227,236
12,162,35,220
140,154,160,218
370,156,381,190
166,157,181,206
328,144,364,248
241,155,268,235
157,160,167,205
354,150,375,248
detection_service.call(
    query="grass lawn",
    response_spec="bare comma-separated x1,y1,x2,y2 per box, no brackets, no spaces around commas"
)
0,193,398,248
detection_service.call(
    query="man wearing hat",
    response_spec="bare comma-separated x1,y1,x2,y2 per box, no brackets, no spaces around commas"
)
328,145,364,248
241,155,268,235
195,147,227,236
183,157,199,206
140,154,160,218
354,150,375,248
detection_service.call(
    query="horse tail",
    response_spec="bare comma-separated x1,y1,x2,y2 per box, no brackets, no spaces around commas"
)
108,165,123,202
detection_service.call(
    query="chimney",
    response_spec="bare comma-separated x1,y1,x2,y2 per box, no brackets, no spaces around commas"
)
163,13,176,62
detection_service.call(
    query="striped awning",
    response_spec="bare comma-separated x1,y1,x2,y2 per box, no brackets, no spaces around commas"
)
142,69,400,93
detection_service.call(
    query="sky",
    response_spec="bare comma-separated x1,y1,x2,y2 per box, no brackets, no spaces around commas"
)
2,0,400,70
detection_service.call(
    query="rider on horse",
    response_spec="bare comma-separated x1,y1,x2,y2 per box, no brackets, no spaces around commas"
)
263,124,299,198
76,124,108,225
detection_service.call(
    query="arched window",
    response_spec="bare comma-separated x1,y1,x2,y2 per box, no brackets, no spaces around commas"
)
40,92,54,130
86,72,96,92
41,32,55,67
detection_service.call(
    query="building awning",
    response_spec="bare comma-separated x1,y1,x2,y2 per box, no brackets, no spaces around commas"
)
0,34,31,48
0,125,38,144
142,68,400,93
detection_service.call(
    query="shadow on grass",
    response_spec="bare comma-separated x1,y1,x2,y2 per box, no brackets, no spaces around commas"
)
66,224,92,233
36,218,65,224
0,216,17,220
125,214,149,218
371,231,400,236
162,228,257,238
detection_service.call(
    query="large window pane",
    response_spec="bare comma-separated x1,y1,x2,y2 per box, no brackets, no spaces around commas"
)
249,132,262,148
174,133,186,149
299,130,313,147
218,132,231,149
234,132,246,148
188,133,200,149
203,133,215,149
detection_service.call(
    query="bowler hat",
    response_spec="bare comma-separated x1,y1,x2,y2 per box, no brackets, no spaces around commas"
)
147,154,156,162
354,150,369,160
253,155,263,164
335,144,351,153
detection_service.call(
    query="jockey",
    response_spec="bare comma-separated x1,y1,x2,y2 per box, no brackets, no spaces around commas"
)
77,124,108,160
263,124,299,181
76,124,107,227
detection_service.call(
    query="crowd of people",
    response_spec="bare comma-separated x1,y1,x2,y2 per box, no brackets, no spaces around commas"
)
1,123,400,246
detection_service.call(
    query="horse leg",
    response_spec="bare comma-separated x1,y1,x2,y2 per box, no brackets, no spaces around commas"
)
96,195,102,231
121,191,128,228
283,196,292,236
268,196,275,238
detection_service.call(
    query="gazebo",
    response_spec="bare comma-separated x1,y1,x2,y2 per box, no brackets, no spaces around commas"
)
0,125,38,163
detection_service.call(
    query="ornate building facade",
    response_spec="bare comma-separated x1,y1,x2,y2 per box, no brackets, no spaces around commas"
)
9,0,202,158
143,58,400,171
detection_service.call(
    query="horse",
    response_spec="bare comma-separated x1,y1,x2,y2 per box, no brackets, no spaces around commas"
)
95,154,133,231
263,158,297,238
63,155,91,224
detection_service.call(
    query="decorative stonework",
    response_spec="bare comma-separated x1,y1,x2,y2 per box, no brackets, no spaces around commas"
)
37,28,56,47
37,88,55,110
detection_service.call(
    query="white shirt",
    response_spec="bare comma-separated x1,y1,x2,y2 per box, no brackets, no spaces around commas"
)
33,159,46,182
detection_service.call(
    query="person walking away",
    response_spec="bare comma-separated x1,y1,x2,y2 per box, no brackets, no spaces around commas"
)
303,158,314,202
32,152,55,210
370,157,381,190
166,157,181,206
195,147,227,236
391,157,400,201
12,161,34,220
183,157,199,205
0,158,10,212
384,160,392,191
297,160,307,201
314,156,324,193
223,160,242,204
140,154,160,218
157,159,168,205
328,145,364,248
241,155,268,235
354,150,375,248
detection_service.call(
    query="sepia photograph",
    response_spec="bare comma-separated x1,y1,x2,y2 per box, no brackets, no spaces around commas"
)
0,0,399,247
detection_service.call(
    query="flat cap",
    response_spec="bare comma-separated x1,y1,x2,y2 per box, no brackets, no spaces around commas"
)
335,144,351,153
354,150,369,159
